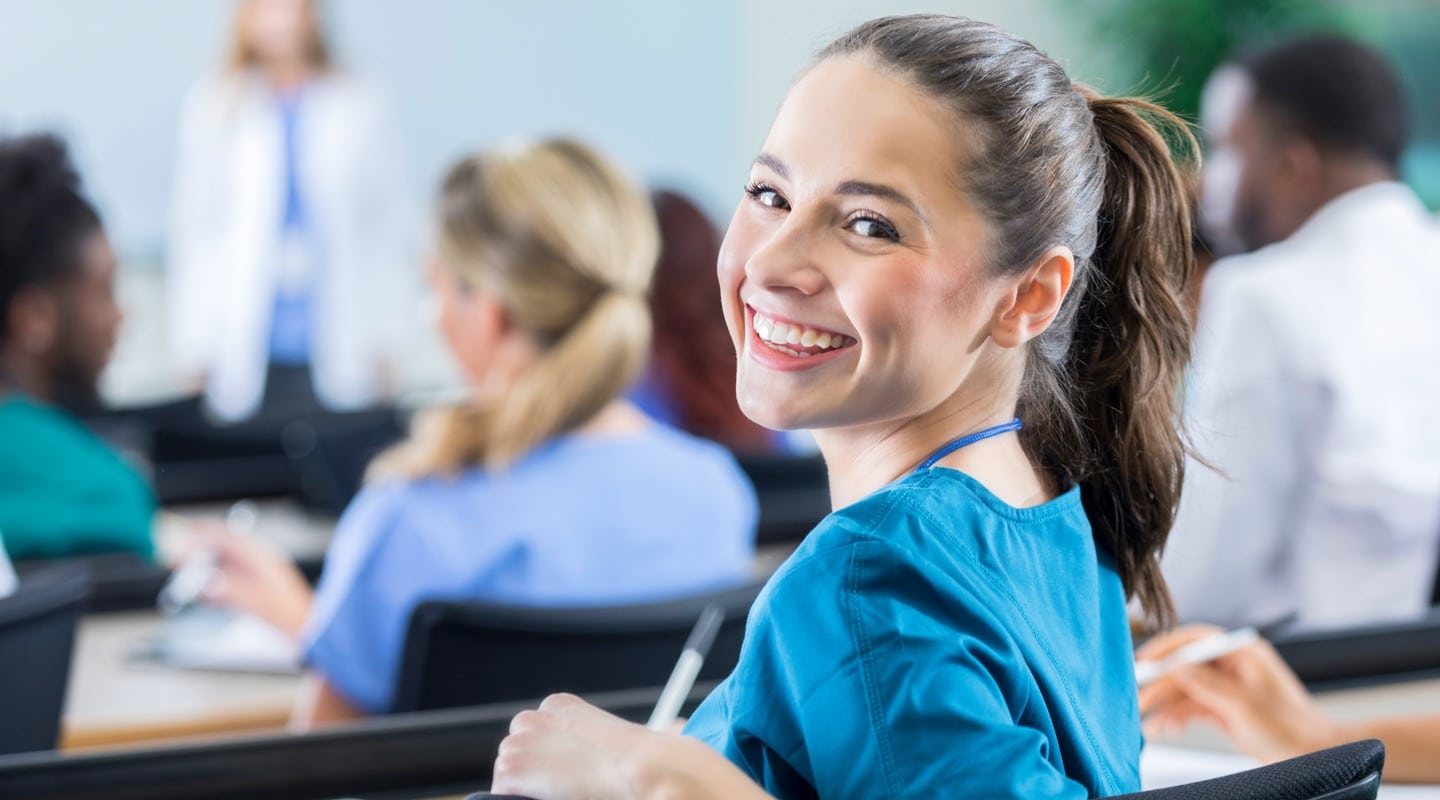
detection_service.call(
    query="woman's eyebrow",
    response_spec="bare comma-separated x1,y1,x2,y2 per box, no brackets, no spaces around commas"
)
752,153,930,229
835,180,928,228
753,153,789,179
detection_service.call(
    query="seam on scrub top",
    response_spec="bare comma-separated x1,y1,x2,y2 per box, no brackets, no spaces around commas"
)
930,508,1119,794
891,490,1121,795
847,538,900,799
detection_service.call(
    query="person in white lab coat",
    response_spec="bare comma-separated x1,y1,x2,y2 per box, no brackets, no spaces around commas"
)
0,532,15,599
168,0,412,422
1163,35,1440,630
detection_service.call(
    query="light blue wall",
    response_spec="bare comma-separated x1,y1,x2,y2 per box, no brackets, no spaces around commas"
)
0,0,740,262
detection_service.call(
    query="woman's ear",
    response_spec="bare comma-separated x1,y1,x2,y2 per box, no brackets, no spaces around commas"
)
990,246,1074,349
6,287,59,355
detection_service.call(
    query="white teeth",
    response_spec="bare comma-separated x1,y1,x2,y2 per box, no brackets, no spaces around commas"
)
750,312,853,354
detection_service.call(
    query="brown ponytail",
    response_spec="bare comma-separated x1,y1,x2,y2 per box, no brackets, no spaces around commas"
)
1068,95,1197,628
821,15,1198,628
371,139,658,479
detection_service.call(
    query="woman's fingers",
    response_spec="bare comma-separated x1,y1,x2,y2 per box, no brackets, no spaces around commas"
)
1135,624,1224,662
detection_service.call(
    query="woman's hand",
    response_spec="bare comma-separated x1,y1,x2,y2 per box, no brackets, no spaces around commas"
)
1137,625,1342,763
491,693,772,800
196,524,314,638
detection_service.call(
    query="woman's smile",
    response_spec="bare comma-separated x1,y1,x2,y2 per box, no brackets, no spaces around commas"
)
744,304,856,371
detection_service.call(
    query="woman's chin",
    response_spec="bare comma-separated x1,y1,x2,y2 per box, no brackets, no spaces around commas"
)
738,394,821,434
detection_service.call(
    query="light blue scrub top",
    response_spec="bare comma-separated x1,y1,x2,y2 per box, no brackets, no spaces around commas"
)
303,424,759,713
269,90,315,365
685,467,1141,799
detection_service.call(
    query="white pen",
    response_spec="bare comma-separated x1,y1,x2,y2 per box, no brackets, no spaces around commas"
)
1135,626,1261,687
647,604,725,731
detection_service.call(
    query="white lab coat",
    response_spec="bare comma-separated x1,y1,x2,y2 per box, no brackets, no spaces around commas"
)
0,532,15,599
167,72,414,422
1163,182,1440,630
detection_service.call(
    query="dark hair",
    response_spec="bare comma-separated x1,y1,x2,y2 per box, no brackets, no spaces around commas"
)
0,134,102,338
1239,35,1407,170
649,190,775,454
820,15,1197,628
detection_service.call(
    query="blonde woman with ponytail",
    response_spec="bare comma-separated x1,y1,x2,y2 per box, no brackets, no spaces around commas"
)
204,139,757,728
490,15,1201,800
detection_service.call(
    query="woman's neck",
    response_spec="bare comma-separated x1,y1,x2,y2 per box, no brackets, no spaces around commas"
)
814,397,1051,511
0,349,46,401
575,400,651,438
262,59,314,92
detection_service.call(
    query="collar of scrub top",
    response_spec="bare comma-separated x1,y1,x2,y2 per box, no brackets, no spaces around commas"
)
913,418,1024,473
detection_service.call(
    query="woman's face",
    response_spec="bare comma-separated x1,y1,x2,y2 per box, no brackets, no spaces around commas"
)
720,56,1010,433
430,259,506,391
243,0,314,65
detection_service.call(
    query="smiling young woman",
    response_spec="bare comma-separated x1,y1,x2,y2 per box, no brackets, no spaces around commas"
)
490,14,1198,800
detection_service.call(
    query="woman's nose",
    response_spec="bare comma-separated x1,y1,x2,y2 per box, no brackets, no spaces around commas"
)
742,217,827,297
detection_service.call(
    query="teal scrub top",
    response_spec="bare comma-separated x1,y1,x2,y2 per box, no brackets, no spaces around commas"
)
0,395,155,562
685,467,1141,799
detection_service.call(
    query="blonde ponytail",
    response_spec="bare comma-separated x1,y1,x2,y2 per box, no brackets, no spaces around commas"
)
486,289,651,468
371,139,659,480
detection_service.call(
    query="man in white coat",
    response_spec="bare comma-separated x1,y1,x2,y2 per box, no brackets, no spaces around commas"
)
1164,35,1440,630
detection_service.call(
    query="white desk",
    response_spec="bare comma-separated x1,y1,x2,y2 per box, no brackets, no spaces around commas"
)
61,611,302,751
59,535,791,753
1145,677,1440,796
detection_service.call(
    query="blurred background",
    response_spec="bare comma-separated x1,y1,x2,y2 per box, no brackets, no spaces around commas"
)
3,2,1440,794
2,0,1434,407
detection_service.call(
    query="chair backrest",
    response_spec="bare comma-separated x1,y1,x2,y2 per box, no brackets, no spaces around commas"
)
735,453,830,545
1431,516,1440,607
0,566,89,756
1109,739,1384,800
391,580,763,713
14,553,166,614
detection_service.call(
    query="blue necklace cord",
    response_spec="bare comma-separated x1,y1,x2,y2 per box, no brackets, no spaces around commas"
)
913,418,1023,473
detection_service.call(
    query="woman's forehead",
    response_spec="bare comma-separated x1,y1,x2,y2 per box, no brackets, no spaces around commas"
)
763,57,967,206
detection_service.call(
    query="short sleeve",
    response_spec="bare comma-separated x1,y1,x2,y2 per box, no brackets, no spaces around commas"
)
301,482,423,713
691,535,1090,800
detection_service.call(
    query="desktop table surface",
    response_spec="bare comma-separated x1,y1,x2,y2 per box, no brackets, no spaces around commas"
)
58,534,797,753
61,610,302,751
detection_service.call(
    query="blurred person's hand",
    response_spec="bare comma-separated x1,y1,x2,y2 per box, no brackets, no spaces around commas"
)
375,358,398,398
491,693,771,800
199,527,314,639
182,370,208,395
1137,624,1341,763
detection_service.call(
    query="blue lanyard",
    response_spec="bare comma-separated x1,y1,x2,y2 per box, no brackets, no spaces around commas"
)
913,418,1023,473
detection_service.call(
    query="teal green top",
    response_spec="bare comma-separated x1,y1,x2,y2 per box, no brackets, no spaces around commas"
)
0,394,155,562
685,467,1141,799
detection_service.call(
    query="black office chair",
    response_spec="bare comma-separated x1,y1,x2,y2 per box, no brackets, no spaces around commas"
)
466,740,1386,800
735,453,830,545
391,580,762,713
14,552,167,614
0,565,90,756
1110,739,1384,799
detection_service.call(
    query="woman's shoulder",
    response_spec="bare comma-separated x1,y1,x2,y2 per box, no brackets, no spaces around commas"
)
541,425,752,490
780,469,1087,589
0,397,131,469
